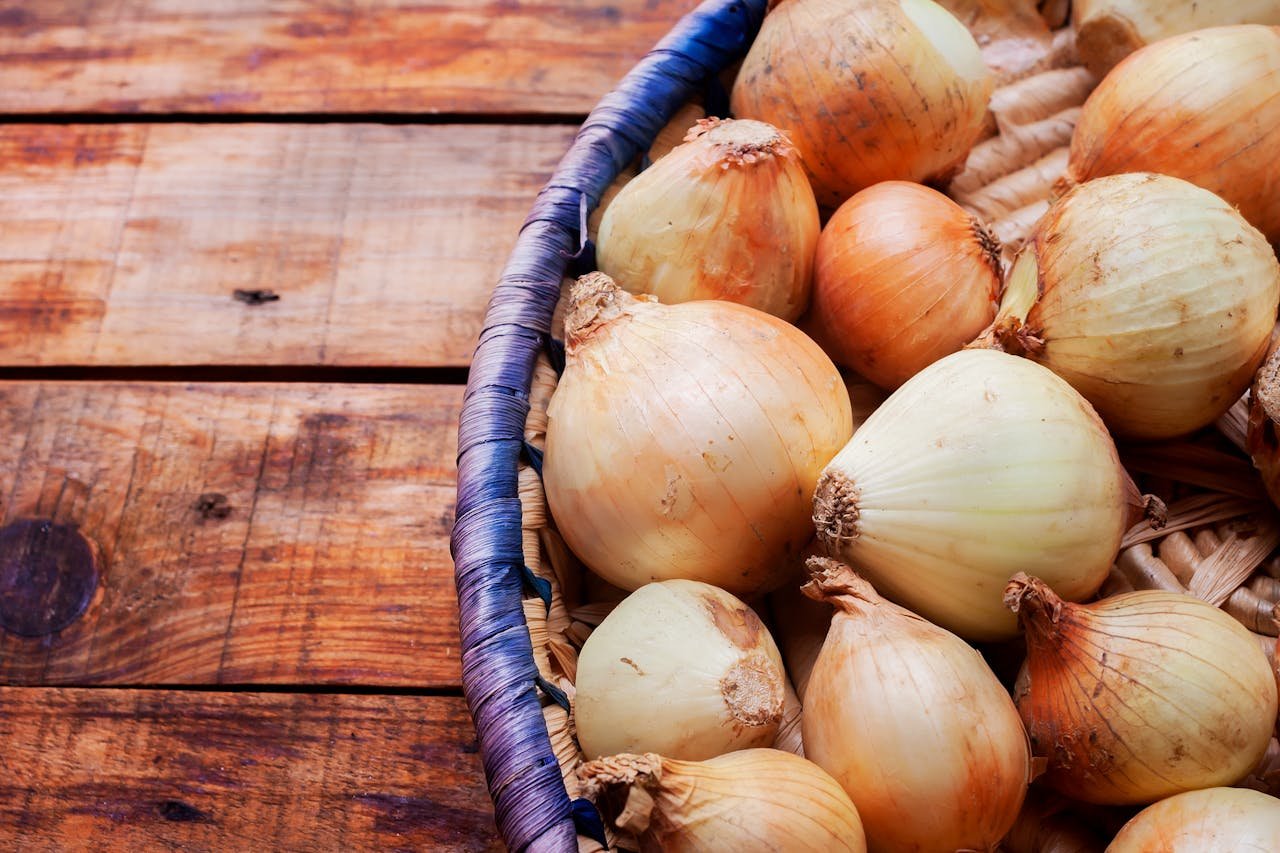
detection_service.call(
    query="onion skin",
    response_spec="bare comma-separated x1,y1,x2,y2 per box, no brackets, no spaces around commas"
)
985,172,1280,440
1248,343,1280,511
1007,575,1279,805
575,580,785,761
597,118,820,322
814,348,1130,640
731,0,993,208
578,749,867,852
1108,787,1280,852
813,181,1001,389
546,273,852,596
801,558,1030,851
1069,25,1280,243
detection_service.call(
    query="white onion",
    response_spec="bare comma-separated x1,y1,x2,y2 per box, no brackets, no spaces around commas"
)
1109,787,1280,851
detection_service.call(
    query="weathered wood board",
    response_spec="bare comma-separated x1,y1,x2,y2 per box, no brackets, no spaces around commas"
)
0,382,464,687
0,0,699,115
0,688,500,851
0,123,576,367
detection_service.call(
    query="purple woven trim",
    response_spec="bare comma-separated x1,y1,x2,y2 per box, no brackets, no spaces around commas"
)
450,1,767,849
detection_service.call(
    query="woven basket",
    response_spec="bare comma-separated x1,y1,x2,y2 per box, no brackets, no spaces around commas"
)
451,2,1280,849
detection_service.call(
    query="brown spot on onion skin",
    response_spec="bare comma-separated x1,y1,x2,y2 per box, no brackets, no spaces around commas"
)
700,592,764,650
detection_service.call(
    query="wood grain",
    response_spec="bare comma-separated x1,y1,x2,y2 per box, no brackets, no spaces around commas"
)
0,687,500,851
0,382,463,687
0,0,699,115
0,123,573,367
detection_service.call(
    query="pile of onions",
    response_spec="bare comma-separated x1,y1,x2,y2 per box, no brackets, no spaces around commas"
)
801,558,1030,850
813,348,1137,640
1069,25,1280,242
1006,574,1278,804
545,273,852,597
731,0,993,207
597,118,820,322
574,580,785,760
1108,787,1280,851
811,181,1002,389
578,749,866,852
979,172,1280,440
1073,1,1280,75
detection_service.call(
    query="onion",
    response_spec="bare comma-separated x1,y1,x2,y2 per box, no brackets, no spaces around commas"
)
814,348,1136,641
1109,787,1280,851
597,118,820,321
979,172,1280,440
1069,25,1280,243
578,749,866,852
1006,574,1278,804
801,558,1030,851
574,579,785,761
545,273,853,596
812,181,1001,389
731,0,993,207
1074,2,1280,77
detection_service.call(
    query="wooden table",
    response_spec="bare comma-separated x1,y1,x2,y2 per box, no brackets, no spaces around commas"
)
0,3,699,849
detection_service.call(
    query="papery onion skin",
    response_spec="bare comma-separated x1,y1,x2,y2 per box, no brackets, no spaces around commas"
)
801,558,1030,851
1108,787,1280,852
597,118,820,321
546,273,853,597
1073,1,1280,76
814,348,1129,640
1247,344,1280,511
1069,25,1280,243
813,181,1001,389
574,580,785,761
1007,575,1278,805
731,0,993,208
578,749,867,852
986,172,1280,440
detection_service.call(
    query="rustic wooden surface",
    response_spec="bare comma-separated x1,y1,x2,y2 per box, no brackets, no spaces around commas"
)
0,382,462,687
0,123,573,367
0,1,699,115
0,688,501,852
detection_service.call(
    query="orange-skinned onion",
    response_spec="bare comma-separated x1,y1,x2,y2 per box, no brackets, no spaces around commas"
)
1109,787,1280,852
1007,575,1278,805
545,273,853,597
980,172,1280,440
802,558,1030,851
813,181,1001,389
731,0,993,207
1069,25,1280,242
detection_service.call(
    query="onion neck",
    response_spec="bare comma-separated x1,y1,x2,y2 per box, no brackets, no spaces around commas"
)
564,272,643,353
812,470,861,550
971,215,1003,280
684,117,793,168
801,556,880,616
970,247,1045,356
1004,573,1068,645
578,753,664,834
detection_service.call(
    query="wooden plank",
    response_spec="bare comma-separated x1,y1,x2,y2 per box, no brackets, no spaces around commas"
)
0,123,574,367
0,382,464,687
0,687,500,851
0,0,699,115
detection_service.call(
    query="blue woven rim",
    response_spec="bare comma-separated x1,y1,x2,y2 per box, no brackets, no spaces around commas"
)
450,1,767,849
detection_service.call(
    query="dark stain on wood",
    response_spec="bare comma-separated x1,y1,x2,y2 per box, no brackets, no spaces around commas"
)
192,493,232,521
0,519,99,637
157,800,211,823
233,288,281,305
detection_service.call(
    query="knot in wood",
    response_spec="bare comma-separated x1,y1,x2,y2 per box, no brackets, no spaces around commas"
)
0,518,99,637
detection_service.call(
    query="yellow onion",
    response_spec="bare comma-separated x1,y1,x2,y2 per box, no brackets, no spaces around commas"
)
1248,344,1280,509
596,118,819,321
814,348,1135,640
545,273,852,596
1074,2,1280,76
574,580,785,760
812,181,1001,389
1069,25,1280,242
980,172,1280,440
577,749,866,852
1108,787,1280,852
731,0,993,207
1006,574,1278,805
801,558,1030,851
